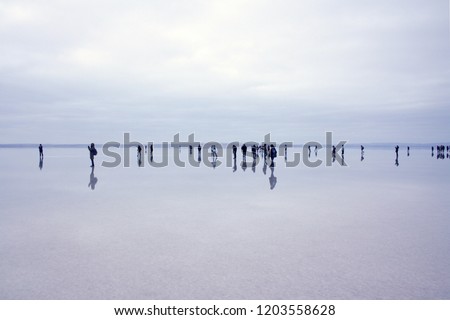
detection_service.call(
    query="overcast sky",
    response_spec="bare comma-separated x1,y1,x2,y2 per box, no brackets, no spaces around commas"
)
0,0,449,144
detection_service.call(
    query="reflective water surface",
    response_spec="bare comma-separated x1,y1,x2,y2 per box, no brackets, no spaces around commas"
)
0,146,449,299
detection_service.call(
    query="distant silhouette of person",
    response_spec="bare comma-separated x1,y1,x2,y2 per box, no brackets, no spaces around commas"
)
38,144,43,159
360,145,365,162
395,145,399,166
88,143,97,167
332,145,336,159
232,144,237,159
150,144,154,154
284,144,287,158
145,145,148,153
308,145,311,157
211,145,217,158
342,144,344,156
269,144,277,166
269,166,277,190
407,146,410,157
39,157,43,170
137,145,142,159
241,144,247,159
252,145,257,159
88,166,98,190
189,145,193,154
198,144,201,154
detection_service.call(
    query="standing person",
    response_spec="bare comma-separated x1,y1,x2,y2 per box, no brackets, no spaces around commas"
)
137,145,142,158
395,145,399,156
198,144,201,154
252,145,257,159
270,144,277,165
232,145,237,159
38,144,44,159
211,145,217,158
150,144,154,154
241,144,247,159
88,143,97,167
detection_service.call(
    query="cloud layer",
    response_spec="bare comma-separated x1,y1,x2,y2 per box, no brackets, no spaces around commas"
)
1,0,449,144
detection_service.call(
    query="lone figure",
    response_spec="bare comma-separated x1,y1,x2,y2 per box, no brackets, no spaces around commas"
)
88,143,97,167
38,144,44,159
241,144,247,159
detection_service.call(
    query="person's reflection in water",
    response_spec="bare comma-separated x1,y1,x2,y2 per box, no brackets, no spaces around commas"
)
39,157,43,170
211,157,217,169
88,167,98,190
269,166,277,190
198,153,201,164
252,158,256,173
233,157,237,172
138,156,143,167
262,158,267,175
241,159,247,171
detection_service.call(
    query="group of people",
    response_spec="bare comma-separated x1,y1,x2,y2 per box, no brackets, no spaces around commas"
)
234,143,278,163
37,143,450,169
432,145,449,159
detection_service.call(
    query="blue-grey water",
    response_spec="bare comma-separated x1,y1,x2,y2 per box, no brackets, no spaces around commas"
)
0,146,449,299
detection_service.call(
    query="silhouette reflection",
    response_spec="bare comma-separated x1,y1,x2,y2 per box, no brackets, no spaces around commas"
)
211,157,217,169
39,157,43,170
88,167,98,190
269,166,277,190
252,158,256,173
233,158,237,172
262,159,267,175
241,159,247,171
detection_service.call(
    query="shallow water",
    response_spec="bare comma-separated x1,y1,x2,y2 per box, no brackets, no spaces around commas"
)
0,146,449,299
